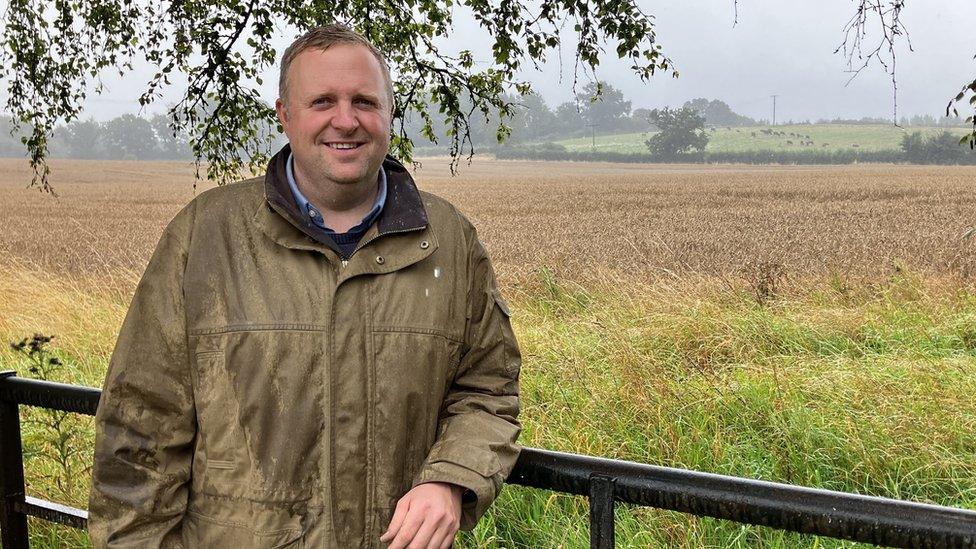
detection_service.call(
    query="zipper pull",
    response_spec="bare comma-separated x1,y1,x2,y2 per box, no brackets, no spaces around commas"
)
341,259,349,268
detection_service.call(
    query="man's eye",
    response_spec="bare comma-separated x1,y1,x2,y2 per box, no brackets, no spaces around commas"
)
312,97,331,106
356,99,377,107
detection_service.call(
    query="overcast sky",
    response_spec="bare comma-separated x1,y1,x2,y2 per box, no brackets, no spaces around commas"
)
31,0,976,123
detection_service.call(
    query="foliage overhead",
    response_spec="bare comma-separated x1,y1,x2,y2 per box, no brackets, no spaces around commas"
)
0,0,674,191
644,106,708,158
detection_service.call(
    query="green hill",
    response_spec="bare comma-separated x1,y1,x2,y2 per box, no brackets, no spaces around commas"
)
555,124,968,154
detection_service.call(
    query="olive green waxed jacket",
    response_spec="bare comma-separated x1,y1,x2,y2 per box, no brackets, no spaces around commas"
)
88,146,521,548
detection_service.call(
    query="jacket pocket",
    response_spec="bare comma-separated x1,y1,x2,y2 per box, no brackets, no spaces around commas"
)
183,509,305,548
190,334,324,500
191,351,250,486
370,331,460,506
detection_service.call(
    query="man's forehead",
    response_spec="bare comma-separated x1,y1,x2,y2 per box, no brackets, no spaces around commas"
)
289,45,385,90
293,45,380,74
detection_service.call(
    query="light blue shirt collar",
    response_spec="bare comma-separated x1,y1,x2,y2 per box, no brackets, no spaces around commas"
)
285,152,387,235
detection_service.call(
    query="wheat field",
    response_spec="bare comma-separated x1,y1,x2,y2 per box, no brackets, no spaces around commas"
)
3,158,976,285
2,157,976,548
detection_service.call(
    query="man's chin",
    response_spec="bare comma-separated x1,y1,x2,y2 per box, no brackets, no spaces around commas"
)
299,155,382,186
323,168,372,186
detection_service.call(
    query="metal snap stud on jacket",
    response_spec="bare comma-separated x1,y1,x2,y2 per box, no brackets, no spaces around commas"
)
375,256,385,264
420,240,430,249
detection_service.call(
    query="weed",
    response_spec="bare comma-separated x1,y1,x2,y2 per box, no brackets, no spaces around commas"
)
741,261,788,306
9,334,93,508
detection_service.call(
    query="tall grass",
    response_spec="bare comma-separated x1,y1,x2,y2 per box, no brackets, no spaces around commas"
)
3,264,974,547
461,269,976,547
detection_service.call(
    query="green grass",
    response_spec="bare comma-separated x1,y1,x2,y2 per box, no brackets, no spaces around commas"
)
461,271,976,547
554,124,970,154
3,268,976,547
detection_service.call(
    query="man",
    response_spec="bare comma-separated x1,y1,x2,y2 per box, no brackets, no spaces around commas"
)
89,25,521,548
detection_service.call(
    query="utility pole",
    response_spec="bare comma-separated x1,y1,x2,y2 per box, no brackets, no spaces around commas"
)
770,94,778,126
586,123,597,152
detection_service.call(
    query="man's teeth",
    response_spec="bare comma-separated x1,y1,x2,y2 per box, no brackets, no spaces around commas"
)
328,143,360,149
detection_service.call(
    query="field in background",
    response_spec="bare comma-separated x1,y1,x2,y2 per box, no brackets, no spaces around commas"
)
4,158,976,284
554,124,968,154
2,158,976,547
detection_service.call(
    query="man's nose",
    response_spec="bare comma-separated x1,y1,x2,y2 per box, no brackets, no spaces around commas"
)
330,101,360,132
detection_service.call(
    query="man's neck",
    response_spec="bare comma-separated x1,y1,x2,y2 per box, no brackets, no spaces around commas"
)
293,163,379,234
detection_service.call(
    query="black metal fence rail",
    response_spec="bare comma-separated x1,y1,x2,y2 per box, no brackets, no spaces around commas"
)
2,370,976,548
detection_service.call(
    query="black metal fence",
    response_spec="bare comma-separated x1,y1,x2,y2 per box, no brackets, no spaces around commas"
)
2,370,976,548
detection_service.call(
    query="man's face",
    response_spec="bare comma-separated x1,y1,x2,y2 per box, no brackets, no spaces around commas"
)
276,43,392,188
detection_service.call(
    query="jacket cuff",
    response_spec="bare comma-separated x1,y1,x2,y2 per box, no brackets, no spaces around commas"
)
412,443,503,530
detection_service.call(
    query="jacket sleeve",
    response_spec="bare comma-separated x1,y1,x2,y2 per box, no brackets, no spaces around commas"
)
88,210,196,548
412,225,521,530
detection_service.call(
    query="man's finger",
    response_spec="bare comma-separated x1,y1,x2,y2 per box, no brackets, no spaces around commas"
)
405,513,440,549
380,498,411,543
434,522,459,549
386,508,426,549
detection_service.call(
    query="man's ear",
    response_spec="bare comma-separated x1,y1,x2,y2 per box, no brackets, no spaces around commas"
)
275,98,289,128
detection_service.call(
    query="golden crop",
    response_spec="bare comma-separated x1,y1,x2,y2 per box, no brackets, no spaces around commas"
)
2,158,975,287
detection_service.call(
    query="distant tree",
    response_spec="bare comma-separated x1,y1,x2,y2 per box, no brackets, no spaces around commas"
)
899,131,925,162
102,115,158,161
683,98,755,127
630,108,655,132
62,119,105,159
645,107,709,158
515,92,559,141
901,114,939,127
408,91,517,148
150,113,191,160
0,115,26,157
901,130,974,164
925,131,971,164
577,81,632,134
553,101,585,137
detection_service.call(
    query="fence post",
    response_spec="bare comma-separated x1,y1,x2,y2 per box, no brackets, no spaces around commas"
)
589,474,615,549
0,371,29,548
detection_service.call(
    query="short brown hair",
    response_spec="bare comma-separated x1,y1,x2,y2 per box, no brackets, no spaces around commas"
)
278,24,394,109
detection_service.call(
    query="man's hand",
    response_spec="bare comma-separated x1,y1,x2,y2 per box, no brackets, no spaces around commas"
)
380,482,463,549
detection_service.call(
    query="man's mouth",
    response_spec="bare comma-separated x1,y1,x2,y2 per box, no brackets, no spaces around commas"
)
325,142,363,150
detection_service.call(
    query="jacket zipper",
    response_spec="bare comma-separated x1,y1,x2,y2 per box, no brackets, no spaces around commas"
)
338,227,423,271
352,226,426,258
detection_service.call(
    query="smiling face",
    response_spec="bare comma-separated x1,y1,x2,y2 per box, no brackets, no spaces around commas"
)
276,43,393,191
